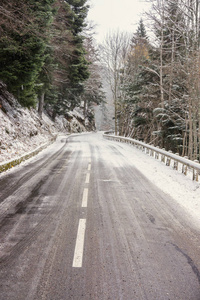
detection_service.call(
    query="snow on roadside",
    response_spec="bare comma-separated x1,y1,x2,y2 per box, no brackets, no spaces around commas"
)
0,107,59,163
107,138,200,229
0,107,87,164
1,125,200,230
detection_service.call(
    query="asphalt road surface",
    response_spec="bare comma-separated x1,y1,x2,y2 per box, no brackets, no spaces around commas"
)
0,133,200,300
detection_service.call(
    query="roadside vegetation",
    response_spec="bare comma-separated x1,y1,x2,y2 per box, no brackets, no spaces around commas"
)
1,0,200,161
100,0,200,160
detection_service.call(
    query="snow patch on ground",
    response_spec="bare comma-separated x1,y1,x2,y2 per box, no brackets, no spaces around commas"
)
107,138,200,229
0,106,87,164
0,108,58,163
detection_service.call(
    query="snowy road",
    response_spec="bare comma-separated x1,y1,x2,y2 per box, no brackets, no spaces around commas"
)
0,132,200,299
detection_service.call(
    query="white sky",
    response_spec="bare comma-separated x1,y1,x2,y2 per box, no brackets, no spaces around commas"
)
87,0,151,43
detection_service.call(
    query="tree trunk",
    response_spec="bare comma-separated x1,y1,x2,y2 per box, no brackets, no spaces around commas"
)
159,2,164,109
52,107,57,121
188,97,193,159
83,99,87,126
38,92,45,118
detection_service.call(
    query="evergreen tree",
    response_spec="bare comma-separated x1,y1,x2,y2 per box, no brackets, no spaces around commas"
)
136,18,148,38
152,0,188,151
67,0,90,86
120,20,152,139
0,0,103,125
0,0,55,107
50,0,90,119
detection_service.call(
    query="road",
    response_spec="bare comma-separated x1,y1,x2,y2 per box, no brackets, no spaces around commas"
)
0,132,200,300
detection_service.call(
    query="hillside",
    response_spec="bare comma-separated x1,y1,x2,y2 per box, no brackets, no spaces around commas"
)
0,81,89,163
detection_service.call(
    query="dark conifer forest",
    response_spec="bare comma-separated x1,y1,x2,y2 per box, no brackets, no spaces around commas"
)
0,0,104,120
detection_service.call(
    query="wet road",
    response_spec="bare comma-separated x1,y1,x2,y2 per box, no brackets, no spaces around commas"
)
0,133,200,299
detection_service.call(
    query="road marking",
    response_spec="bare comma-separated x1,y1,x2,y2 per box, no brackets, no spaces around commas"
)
82,188,88,207
85,173,90,184
72,219,86,268
72,160,90,267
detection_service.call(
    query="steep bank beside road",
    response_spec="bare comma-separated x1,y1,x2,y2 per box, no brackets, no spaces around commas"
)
0,81,88,164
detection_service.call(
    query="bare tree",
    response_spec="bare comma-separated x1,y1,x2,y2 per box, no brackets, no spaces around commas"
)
80,31,105,124
146,0,200,158
99,31,131,135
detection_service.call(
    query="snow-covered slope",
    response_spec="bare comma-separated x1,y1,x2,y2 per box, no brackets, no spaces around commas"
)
0,107,57,163
0,81,88,164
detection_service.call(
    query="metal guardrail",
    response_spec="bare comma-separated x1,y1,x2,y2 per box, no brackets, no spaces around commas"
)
103,133,200,181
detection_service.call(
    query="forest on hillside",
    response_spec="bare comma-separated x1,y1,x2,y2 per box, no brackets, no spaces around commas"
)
100,0,200,160
0,0,104,124
1,0,200,161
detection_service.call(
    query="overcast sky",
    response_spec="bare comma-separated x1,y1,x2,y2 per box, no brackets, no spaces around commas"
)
87,0,151,43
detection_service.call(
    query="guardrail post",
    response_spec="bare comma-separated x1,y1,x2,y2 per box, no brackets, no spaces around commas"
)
161,148,166,163
182,156,188,175
193,160,199,181
173,153,179,170
155,147,159,159
166,151,172,166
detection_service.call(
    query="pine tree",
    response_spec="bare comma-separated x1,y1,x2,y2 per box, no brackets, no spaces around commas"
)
0,0,55,107
120,20,152,139
67,0,90,86
136,18,147,38
50,0,90,119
